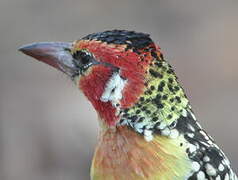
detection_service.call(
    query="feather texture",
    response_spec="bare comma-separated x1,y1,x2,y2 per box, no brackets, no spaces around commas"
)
91,126,192,180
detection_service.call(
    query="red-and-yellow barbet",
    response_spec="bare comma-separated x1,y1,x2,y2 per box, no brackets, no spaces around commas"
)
19,30,237,180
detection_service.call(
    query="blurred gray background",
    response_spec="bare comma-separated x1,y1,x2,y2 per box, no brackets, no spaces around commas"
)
0,0,237,179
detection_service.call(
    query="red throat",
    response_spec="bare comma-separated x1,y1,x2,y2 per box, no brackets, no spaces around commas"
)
76,40,159,126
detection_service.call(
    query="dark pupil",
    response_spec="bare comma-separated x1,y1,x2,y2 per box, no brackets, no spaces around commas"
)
73,51,91,65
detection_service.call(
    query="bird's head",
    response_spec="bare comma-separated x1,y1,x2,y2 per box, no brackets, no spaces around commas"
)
19,30,167,128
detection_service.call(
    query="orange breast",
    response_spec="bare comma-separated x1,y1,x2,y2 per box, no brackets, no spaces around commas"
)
91,126,192,180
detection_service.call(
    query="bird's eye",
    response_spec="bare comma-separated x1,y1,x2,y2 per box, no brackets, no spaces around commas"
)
73,50,92,65
72,50,96,73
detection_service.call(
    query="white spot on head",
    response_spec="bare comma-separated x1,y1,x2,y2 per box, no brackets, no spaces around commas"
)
232,172,238,180
182,109,187,117
197,171,206,180
216,175,221,180
188,144,197,153
196,121,202,129
207,140,213,145
157,121,166,130
200,130,210,141
134,122,144,133
100,71,127,106
161,128,170,136
224,173,230,180
191,112,196,120
188,124,195,132
144,129,153,142
169,129,179,139
144,129,152,136
205,163,217,176
203,156,210,162
144,134,153,142
187,133,195,138
218,164,224,172
199,141,210,147
224,158,231,166
132,117,153,134
194,142,200,149
192,161,200,172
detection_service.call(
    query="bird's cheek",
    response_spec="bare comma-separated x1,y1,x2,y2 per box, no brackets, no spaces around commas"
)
78,65,114,102
78,65,120,126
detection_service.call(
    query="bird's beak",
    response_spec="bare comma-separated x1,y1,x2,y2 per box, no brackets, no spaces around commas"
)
19,42,77,77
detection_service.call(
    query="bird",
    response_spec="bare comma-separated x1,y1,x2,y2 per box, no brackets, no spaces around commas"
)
19,30,237,180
